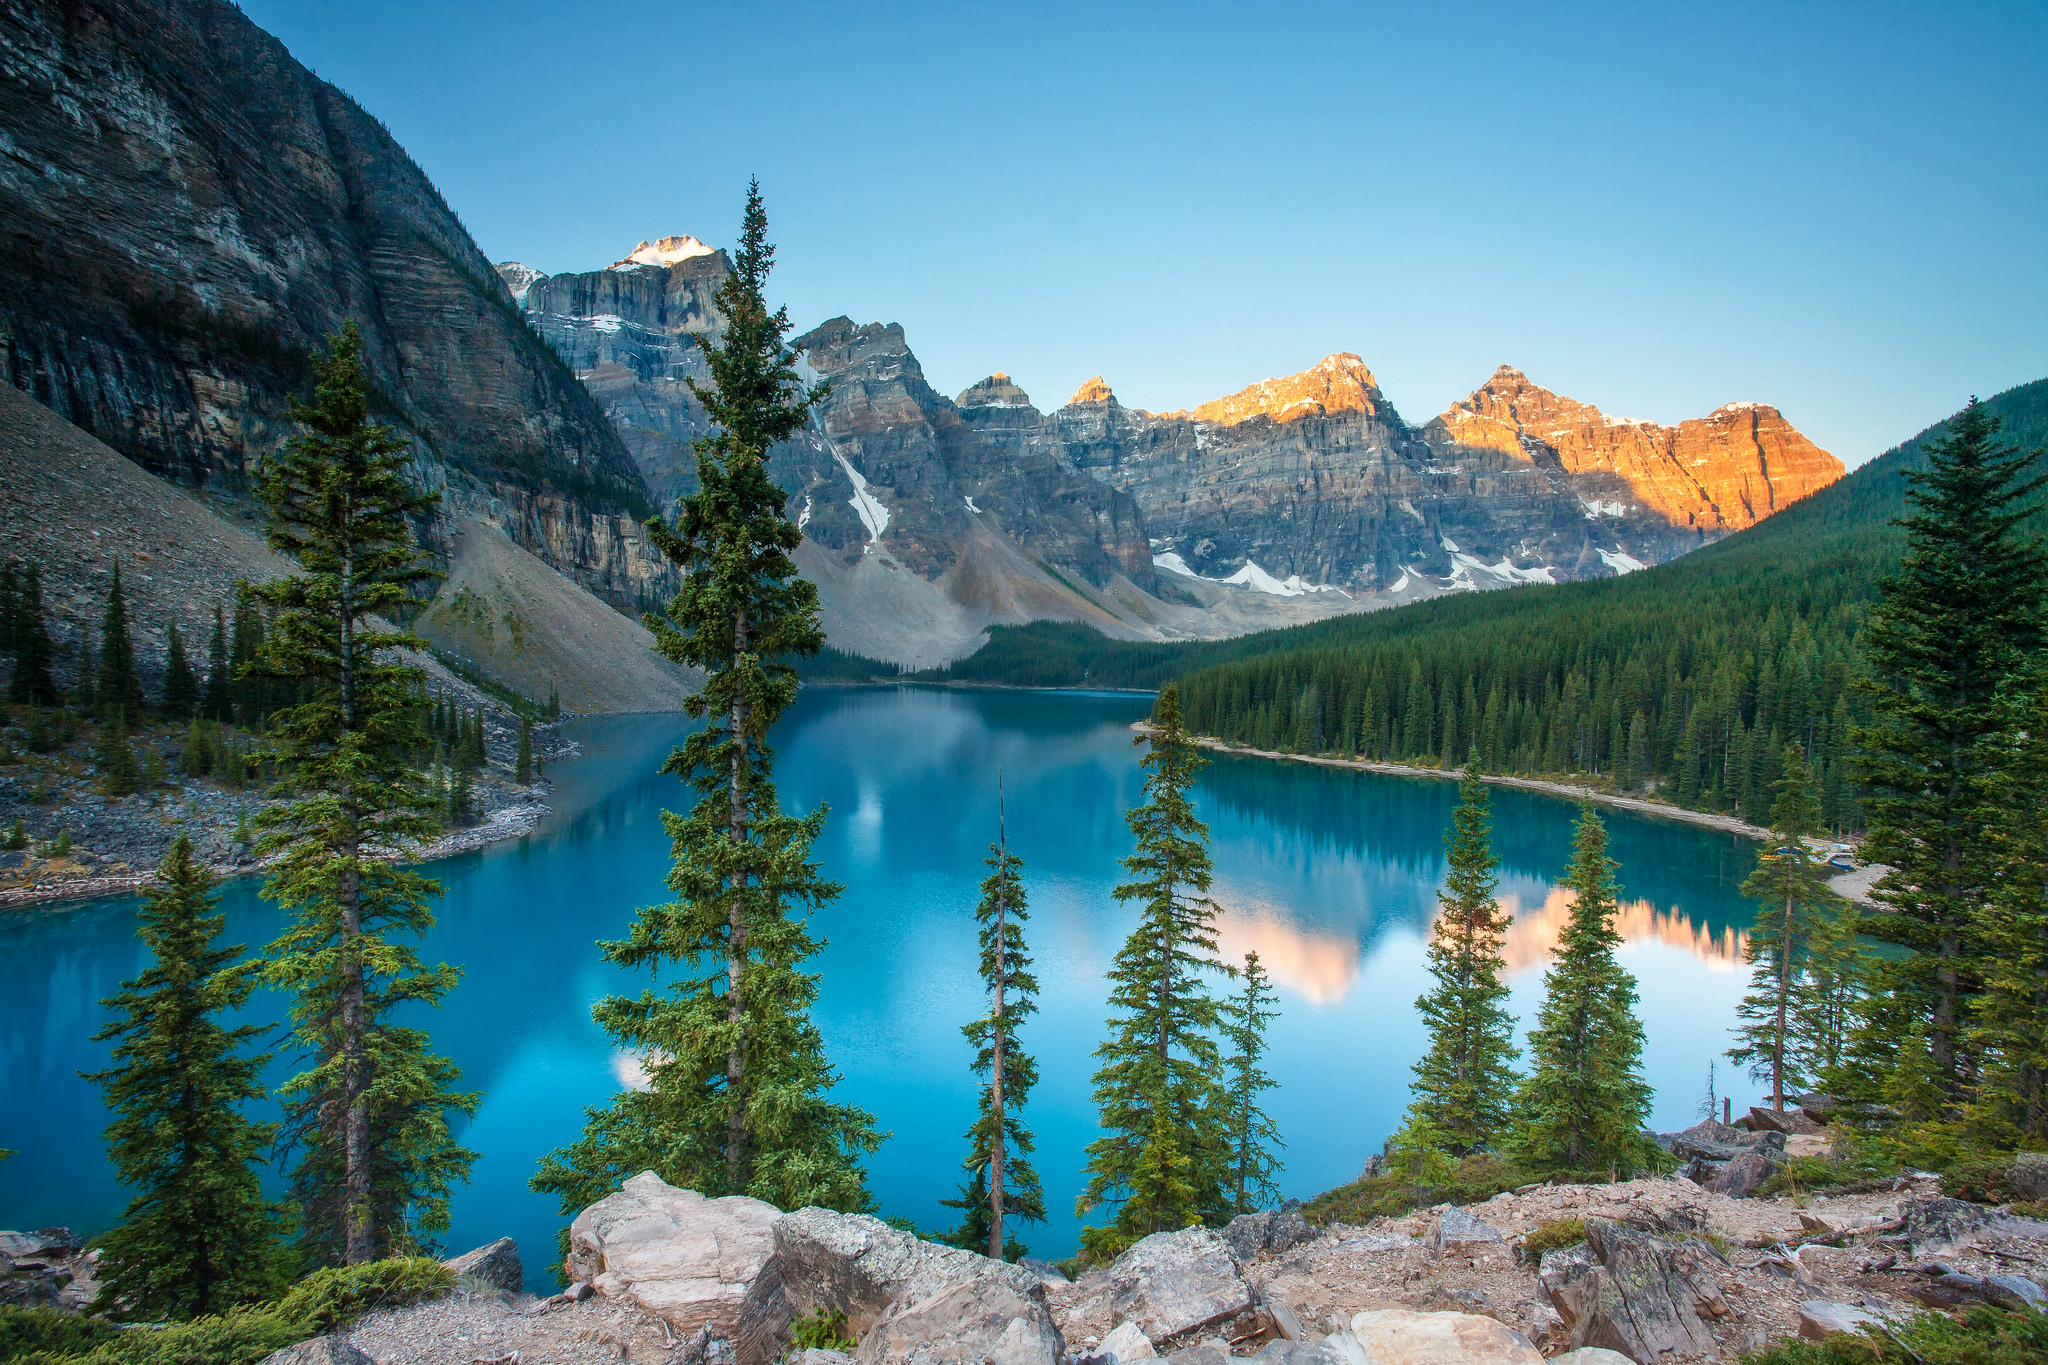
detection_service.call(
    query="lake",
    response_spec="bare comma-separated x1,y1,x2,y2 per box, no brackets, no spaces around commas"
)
0,686,1761,1286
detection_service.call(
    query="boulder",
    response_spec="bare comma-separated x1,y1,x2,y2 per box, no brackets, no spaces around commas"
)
1746,1106,1796,1135
1223,1201,1318,1264
1662,1120,1757,1164
1016,1258,1069,1286
2007,1152,2048,1202
1249,1342,1350,1365
1429,1207,1507,1258
790,1353,855,1365
1548,1352,1634,1365
1346,1309,1543,1364
1106,1229,1252,1344
853,1277,1062,1365
1537,1244,1595,1300
443,1237,522,1294
1097,1320,1157,1363
1906,1264,2047,1312
1160,1343,1229,1365
1798,1301,1896,1339
1898,1196,2004,1257
772,1207,1044,1338
259,1339,375,1365
1547,1220,1725,1361
1705,1147,1783,1198
1794,1094,1839,1125
1266,1297,1305,1343
566,1172,781,1346
0,1229,81,1260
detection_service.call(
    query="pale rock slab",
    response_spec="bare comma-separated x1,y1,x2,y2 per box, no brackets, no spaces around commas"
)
1429,1208,1507,1258
566,1172,781,1342
259,1339,374,1365
1346,1309,1543,1365
1106,1229,1252,1342
1098,1320,1158,1362
1548,1350,1635,1365
853,1278,1063,1365
773,1207,1044,1336
1798,1301,1897,1340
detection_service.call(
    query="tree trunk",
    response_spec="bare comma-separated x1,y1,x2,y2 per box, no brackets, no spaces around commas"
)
988,872,1007,1261
726,607,751,1192
339,549,373,1265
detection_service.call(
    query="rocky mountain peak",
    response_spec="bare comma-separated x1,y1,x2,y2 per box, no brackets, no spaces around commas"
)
1168,352,1388,427
610,235,716,270
956,373,1035,409
1427,368,1844,532
495,262,546,303
1068,376,1118,406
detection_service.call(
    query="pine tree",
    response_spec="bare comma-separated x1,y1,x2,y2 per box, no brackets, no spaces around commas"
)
943,799,1045,1259
202,605,234,722
1967,679,2048,1142
1080,684,1231,1245
1221,951,1284,1214
85,838,282,1319
8,561,58,705
1794,900,1867,1097
515,717,533,784
228,589,267,725
448,765,473,828
98,713,142,797
72,615,97,709
1512,801,1658,1177
184,717,216,778
98,560,144,724
1728,747,1847,1109
160,620,199,719
0,557,16,654
253,324,477,1266
1855,399,2044,1107
533,183,879,1219
1407,766,1519,1153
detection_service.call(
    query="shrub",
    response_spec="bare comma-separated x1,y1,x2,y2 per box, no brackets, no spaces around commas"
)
1739,1303,2048,1365
1303,1153,1525,1226
0,1307,121,1360
1521,1217,1587,1260
272,1258,456,1334
788,1307,856,1353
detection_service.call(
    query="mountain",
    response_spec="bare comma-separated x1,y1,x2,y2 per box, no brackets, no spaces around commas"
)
1040,356,1843,596
1425,365,1844,534
0,0,667,607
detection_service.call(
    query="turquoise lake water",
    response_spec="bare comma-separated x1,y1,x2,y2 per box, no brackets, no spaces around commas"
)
0,686,1763,1287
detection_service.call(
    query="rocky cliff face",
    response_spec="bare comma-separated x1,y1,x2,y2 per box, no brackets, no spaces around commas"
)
0,0,664,605
1424,365,1845,533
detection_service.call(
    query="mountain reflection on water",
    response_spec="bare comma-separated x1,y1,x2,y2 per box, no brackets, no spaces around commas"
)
0,686,1763,1281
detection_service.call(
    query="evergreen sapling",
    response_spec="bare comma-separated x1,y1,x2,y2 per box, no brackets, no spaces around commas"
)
1222,950,1284,1214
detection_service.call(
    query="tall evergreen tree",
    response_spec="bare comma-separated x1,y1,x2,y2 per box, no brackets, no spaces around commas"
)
98,560,144,723
533,183,879,1219
1080,685,1230,1247
160,620,199,719
1855,400,2044,1107
253,323,476,1266
1728,747,1847,1109
943,796,1045,1259
8,561,58,705
0,558,16,655
85,838,282,1319
1967,677,2048,1142
515,717,533,784
1407,766,1519,1153
72,615,97,709
1512,801,1658,1177
1792,901,1867,1097
1221,951,1284,1214
202,605,234,722
229,588,267,725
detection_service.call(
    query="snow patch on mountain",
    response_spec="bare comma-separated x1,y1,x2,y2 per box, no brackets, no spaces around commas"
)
1597,547,1647,575
1580,497,1628,518
610,235,715,270
1152,553,1349,598
836,453,889,549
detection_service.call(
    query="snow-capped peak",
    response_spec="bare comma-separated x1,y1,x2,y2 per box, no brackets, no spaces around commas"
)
610,235,716,270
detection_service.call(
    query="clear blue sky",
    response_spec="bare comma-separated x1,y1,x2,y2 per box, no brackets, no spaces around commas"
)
243,0,2047,467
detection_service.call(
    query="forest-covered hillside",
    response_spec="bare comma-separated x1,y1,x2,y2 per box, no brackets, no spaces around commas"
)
909,377,2048,831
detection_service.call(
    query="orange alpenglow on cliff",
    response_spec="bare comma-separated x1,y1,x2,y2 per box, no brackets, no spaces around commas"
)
1159,352,1390,426
1429,365,1845,532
